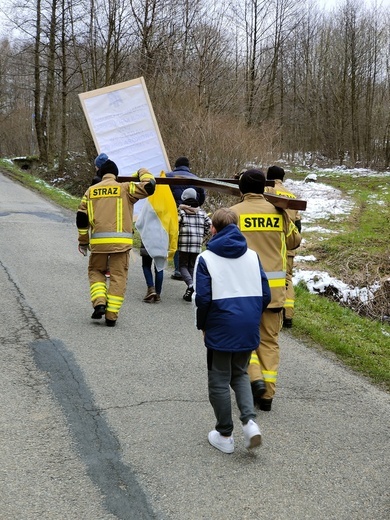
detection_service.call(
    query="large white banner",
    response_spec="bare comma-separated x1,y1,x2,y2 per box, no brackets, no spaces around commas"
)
78,77,171,177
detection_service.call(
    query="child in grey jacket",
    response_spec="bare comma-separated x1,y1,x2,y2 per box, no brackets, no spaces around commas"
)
178,188,211,302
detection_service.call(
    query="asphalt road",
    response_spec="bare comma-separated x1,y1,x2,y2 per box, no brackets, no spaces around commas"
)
0,171,389,520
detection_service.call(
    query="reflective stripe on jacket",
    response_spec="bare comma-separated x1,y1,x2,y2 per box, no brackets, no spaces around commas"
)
77,174,153,253
230,193,301,308
265,179,301,258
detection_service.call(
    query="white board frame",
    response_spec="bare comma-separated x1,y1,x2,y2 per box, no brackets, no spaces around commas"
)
78,77,171,177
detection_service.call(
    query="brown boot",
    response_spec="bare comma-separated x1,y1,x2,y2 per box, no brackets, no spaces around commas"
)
143,286,156,303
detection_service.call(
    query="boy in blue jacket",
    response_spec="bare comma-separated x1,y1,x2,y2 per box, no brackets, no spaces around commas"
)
194,208,271,453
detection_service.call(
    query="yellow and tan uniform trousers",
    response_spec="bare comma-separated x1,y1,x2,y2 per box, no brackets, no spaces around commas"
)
88,250,130,321
248,308,283,399
77,170,155,322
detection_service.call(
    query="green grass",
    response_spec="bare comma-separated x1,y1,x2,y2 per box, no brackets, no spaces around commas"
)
291,284,390,391
290,168,390,279
0,159,80,212
2,159,389,391
287,168,390,390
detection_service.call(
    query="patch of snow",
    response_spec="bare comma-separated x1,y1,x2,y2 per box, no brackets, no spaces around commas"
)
304,173,318,182
303,226,337,233
312,166,390,178
295,255,317,262
34,178,74,198
293,269,380,304
367,194,385,206
287,167,387,321
285,179,355,224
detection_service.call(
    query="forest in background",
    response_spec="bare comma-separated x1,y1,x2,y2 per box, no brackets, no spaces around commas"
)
0,0,389,181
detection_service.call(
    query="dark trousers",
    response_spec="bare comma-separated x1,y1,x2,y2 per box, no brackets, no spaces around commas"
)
179,251,198,287
173,250,180,272
207,349,256,437
142,254,163,294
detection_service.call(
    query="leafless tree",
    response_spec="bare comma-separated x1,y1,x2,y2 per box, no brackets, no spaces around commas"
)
0,0,389,173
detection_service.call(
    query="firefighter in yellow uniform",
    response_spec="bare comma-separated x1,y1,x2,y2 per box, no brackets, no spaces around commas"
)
76,159,156,327
230,170,301,411
266,166,301,328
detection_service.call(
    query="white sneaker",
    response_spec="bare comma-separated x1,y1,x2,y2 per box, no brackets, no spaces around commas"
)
242,419,262,449
208,430,234,454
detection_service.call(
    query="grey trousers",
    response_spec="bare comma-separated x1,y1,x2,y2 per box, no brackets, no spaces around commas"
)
179,251,197,287
207,349,256,437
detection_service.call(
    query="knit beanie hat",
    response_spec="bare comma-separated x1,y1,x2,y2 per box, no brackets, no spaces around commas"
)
95,153,109,169
267,165,285,181
181,188,197,201
175,156,190,168
98,159,118,177
239,169,265,194
234,168,247,180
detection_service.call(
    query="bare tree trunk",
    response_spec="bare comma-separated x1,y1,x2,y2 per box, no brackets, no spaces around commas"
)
385,122,390,168
244,0,261,126
58,0,68,173
33,0,58,166
348,7,358,165
33,0,44,160
363,15,380,166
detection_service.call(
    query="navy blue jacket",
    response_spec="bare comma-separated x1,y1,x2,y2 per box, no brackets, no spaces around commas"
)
166,166,206,206
194,224,271,352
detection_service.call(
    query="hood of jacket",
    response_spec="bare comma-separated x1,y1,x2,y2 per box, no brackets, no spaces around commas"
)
207,224,247,259
179,201,199,213
173,165,191,175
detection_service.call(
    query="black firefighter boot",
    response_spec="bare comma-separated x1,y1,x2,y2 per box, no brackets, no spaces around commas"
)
91,304,106,319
